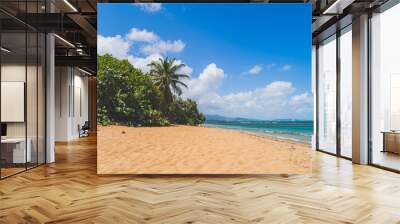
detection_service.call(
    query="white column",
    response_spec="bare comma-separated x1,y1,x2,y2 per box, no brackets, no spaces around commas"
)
352,14,369,164
55,67,74,141
46,32,55,163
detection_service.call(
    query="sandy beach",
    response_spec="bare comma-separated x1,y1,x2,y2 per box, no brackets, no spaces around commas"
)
97,125,313,174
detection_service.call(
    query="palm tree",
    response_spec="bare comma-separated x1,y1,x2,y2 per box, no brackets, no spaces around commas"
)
148,57,189,107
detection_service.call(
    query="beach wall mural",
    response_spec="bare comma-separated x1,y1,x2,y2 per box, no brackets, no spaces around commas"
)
97,3,313,174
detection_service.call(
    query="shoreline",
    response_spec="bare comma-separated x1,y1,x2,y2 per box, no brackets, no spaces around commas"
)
201,124,312,146
98,125,312,174
102,123,311,146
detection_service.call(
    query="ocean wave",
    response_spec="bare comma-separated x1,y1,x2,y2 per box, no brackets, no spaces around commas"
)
203,123,312,143
263,130,311,137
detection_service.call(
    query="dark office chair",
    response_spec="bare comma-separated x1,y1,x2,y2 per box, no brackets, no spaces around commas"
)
79,121,90,138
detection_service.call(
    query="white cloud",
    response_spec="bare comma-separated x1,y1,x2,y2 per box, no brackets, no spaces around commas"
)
178,65,193,76
126,28,158,42
135,3,162,13
97,33,161,73
281,64,292,71
124,54,192,75
140,40,185,55
98,28,189,74
97,35,130,59
185,63,225,98
247,64,262,75
290,92,313,105
183,64,312,119
127,53,162,73
174,59,193,76
288,92,314,116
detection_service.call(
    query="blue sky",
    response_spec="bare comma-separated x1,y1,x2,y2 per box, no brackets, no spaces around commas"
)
98,3,313,120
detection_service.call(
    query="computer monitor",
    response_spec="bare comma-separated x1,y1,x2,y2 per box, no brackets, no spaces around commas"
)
1,123,7,137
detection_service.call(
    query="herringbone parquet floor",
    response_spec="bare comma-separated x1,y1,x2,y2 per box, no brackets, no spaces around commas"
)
1,135,400,224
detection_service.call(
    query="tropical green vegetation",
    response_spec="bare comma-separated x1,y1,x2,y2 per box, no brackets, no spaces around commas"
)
148,57,189,109
97,54,205,126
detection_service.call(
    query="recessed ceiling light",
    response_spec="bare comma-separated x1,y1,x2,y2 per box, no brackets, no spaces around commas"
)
322,0,354,15
63,0,78,12
1,47,11,53
78,67,92,76
54,34,75,48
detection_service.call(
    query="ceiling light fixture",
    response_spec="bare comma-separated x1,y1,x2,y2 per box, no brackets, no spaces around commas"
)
1,47,11,53
63,0,78,12
76,48,85,55
54,34,75,48
322,0,354,15
78,67,92,76
322,0,341,15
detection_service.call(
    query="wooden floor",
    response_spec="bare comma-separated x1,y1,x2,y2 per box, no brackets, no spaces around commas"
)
372,150,400,171
1,135,400,223
0,167,26,178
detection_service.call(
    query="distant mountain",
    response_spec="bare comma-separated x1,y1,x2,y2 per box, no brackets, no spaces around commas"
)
205,114,230,121
272,119,313,122
205,114,312,123
205,114,260,122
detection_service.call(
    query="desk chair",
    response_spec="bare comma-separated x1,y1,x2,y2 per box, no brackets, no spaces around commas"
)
79,121,90,138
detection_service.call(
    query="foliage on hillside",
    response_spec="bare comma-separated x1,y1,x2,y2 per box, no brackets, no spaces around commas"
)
97,54,204,126
167,98,205,125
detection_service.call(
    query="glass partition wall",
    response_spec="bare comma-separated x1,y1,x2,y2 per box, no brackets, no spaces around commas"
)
316,26,353,159
317,35,337,154
316,1,400,171
370,3,400,171
0,2,46,179
0,30,27,177
339,26,352,159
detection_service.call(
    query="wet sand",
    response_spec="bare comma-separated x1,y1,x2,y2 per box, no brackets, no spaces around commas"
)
97,125,313,174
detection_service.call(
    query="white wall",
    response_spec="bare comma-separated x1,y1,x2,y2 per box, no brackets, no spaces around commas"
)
312,45,317,150
55,66,70,141
72,73,89,138
55,67,89,141
1,64,25,81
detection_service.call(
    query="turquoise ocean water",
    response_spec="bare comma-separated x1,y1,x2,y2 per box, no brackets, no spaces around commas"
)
204,118,313,144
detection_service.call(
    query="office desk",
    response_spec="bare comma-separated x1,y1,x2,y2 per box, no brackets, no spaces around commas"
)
1,138,31,163
382,131,400,155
